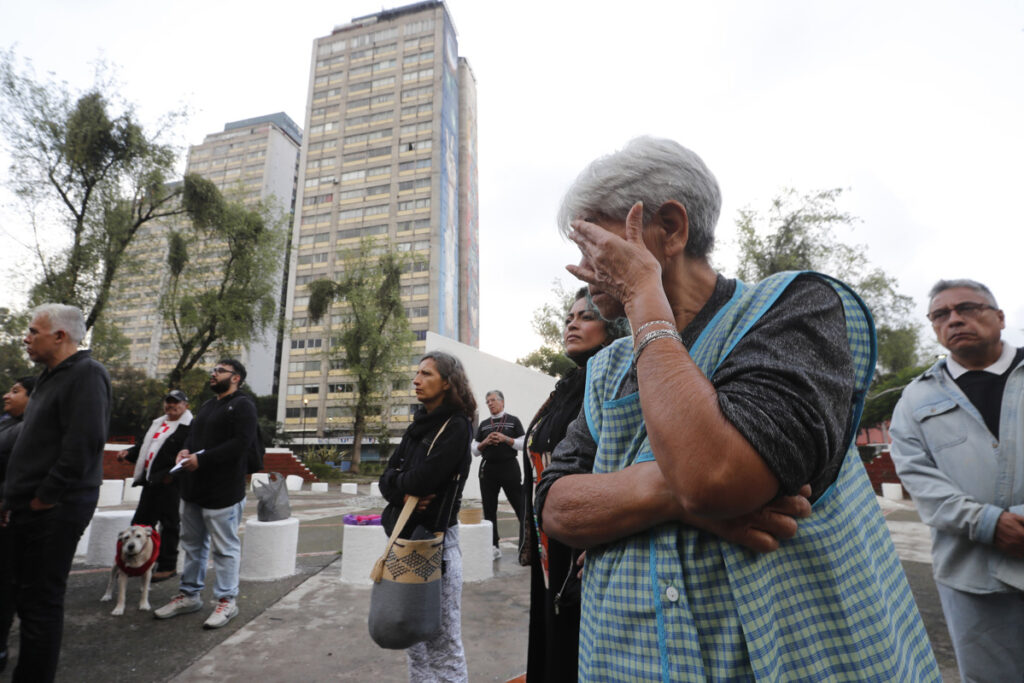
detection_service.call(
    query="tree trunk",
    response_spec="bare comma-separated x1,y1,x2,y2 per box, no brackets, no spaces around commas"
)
350,420,363,474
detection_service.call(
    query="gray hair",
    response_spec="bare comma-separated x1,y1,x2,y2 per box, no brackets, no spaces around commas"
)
485,390,504,401
556,137,722,259
572,287,631,340
31,303,86,345
927,279,998,308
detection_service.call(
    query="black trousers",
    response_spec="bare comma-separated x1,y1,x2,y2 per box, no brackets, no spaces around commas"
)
479,458,524,547
8,499,94,683
0,525,14,657
130,484,180,572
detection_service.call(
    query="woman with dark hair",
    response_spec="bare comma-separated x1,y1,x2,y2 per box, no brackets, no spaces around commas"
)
520,291,627,682
0,375,36,672
378,351,476,682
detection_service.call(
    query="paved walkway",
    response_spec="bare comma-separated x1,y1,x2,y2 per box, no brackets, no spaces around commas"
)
0,487,959,682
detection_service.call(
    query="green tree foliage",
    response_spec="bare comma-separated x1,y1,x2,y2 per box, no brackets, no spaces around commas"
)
107,365,167,439
517,282,579,377
160,175,287,388
0,51,186,330
307,240,415,473
88,316,131,367
859,363,931,431
733,188,923,426
0,308,35,393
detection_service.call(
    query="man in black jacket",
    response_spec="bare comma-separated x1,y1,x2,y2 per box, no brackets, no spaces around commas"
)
154,359,256,630
2,304,111,683
118,390,193,582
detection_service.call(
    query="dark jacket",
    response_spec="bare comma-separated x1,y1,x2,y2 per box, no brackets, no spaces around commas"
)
179,391,256,509
379,406,472,536
0,416,25,491
2,350,111,511
124,417,192,489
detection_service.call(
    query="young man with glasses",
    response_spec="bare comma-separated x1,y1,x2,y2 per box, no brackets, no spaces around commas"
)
154,359,258,630
891,279,1024,682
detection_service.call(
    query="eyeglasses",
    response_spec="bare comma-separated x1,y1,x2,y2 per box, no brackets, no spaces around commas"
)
210,367,237,376
926,302,996,324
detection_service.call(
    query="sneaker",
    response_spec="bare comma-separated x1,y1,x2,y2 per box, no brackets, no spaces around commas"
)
492,546,502,560
203,597,238,630
154,593,202,619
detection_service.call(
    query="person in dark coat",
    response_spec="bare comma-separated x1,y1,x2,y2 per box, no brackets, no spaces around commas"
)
520,289,626,682
379,351,476,682
117,389,193,582
2,304,111,683
0,375,36,673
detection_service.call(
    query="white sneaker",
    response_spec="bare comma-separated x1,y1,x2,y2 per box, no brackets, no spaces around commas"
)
203,597,238,629
154,593,202,619
492,546,502,560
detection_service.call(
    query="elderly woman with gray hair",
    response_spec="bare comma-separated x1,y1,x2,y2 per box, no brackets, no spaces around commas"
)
534,137,939,681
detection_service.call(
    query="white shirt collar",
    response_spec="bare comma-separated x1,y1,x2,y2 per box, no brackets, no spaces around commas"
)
946,343,1017,379
488,410,506,419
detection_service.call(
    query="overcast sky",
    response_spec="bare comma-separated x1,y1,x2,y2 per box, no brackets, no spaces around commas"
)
2,0,1022,362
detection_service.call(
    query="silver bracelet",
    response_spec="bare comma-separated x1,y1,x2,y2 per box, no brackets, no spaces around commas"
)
633,319,676,338
633,328,683,365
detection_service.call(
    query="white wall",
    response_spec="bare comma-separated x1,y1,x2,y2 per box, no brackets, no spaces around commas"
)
426,332,557,500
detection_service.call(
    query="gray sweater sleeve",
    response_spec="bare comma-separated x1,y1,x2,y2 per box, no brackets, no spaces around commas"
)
713,276,854,498
534,405,596,529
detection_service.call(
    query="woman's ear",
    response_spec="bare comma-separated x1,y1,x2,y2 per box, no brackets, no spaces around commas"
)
656,200,689,257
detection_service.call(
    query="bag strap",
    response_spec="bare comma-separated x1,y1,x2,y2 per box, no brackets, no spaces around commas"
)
370,417,453,582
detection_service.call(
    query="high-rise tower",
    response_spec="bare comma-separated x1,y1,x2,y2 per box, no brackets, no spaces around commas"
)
278,1,479,447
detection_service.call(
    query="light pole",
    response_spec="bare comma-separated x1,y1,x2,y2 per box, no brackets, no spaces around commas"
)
301,397,309,449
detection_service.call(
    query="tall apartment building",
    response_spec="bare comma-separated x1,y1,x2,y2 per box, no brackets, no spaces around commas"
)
104,113,302,394
278,0,479,446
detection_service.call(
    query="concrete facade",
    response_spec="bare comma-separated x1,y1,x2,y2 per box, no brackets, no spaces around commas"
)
277,1,479,445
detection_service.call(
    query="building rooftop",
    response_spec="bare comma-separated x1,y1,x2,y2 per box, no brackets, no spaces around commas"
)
224,112,303,147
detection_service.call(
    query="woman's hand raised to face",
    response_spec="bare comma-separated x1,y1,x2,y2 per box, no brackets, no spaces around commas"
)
565,201,663,310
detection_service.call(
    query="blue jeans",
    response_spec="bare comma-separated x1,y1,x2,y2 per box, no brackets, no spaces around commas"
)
179,498,245,600
937,583,1024,682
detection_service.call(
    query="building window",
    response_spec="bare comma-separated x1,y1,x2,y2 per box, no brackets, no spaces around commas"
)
399,158,432,172
398,177,430,192
398,198,430,212
297,252,329,265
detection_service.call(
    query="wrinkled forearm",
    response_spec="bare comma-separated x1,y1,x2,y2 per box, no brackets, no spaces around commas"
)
541,462,685,548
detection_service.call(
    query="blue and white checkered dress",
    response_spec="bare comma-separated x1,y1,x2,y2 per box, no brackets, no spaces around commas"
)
578,272,939,682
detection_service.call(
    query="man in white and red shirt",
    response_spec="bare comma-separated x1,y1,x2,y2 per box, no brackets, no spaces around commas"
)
119,390,193,582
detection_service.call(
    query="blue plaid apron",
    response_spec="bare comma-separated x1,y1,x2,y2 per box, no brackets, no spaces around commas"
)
579,272,939,682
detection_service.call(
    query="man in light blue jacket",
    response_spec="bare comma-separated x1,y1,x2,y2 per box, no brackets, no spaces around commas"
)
891,278,1024,682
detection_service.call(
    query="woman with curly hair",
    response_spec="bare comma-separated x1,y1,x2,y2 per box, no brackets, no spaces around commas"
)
520,290,627,681
378,351,476,682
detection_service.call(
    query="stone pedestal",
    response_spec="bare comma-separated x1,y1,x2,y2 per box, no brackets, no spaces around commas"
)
75,523,92,559
458,521,494,582
97,479,124,507
341,524,385,585
85,510,136,566
285,475,303,492
340,483,358,495
240,517,299,580
882,482,904,500
369,482,382,498
311,482,329,493
122,478,142,504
